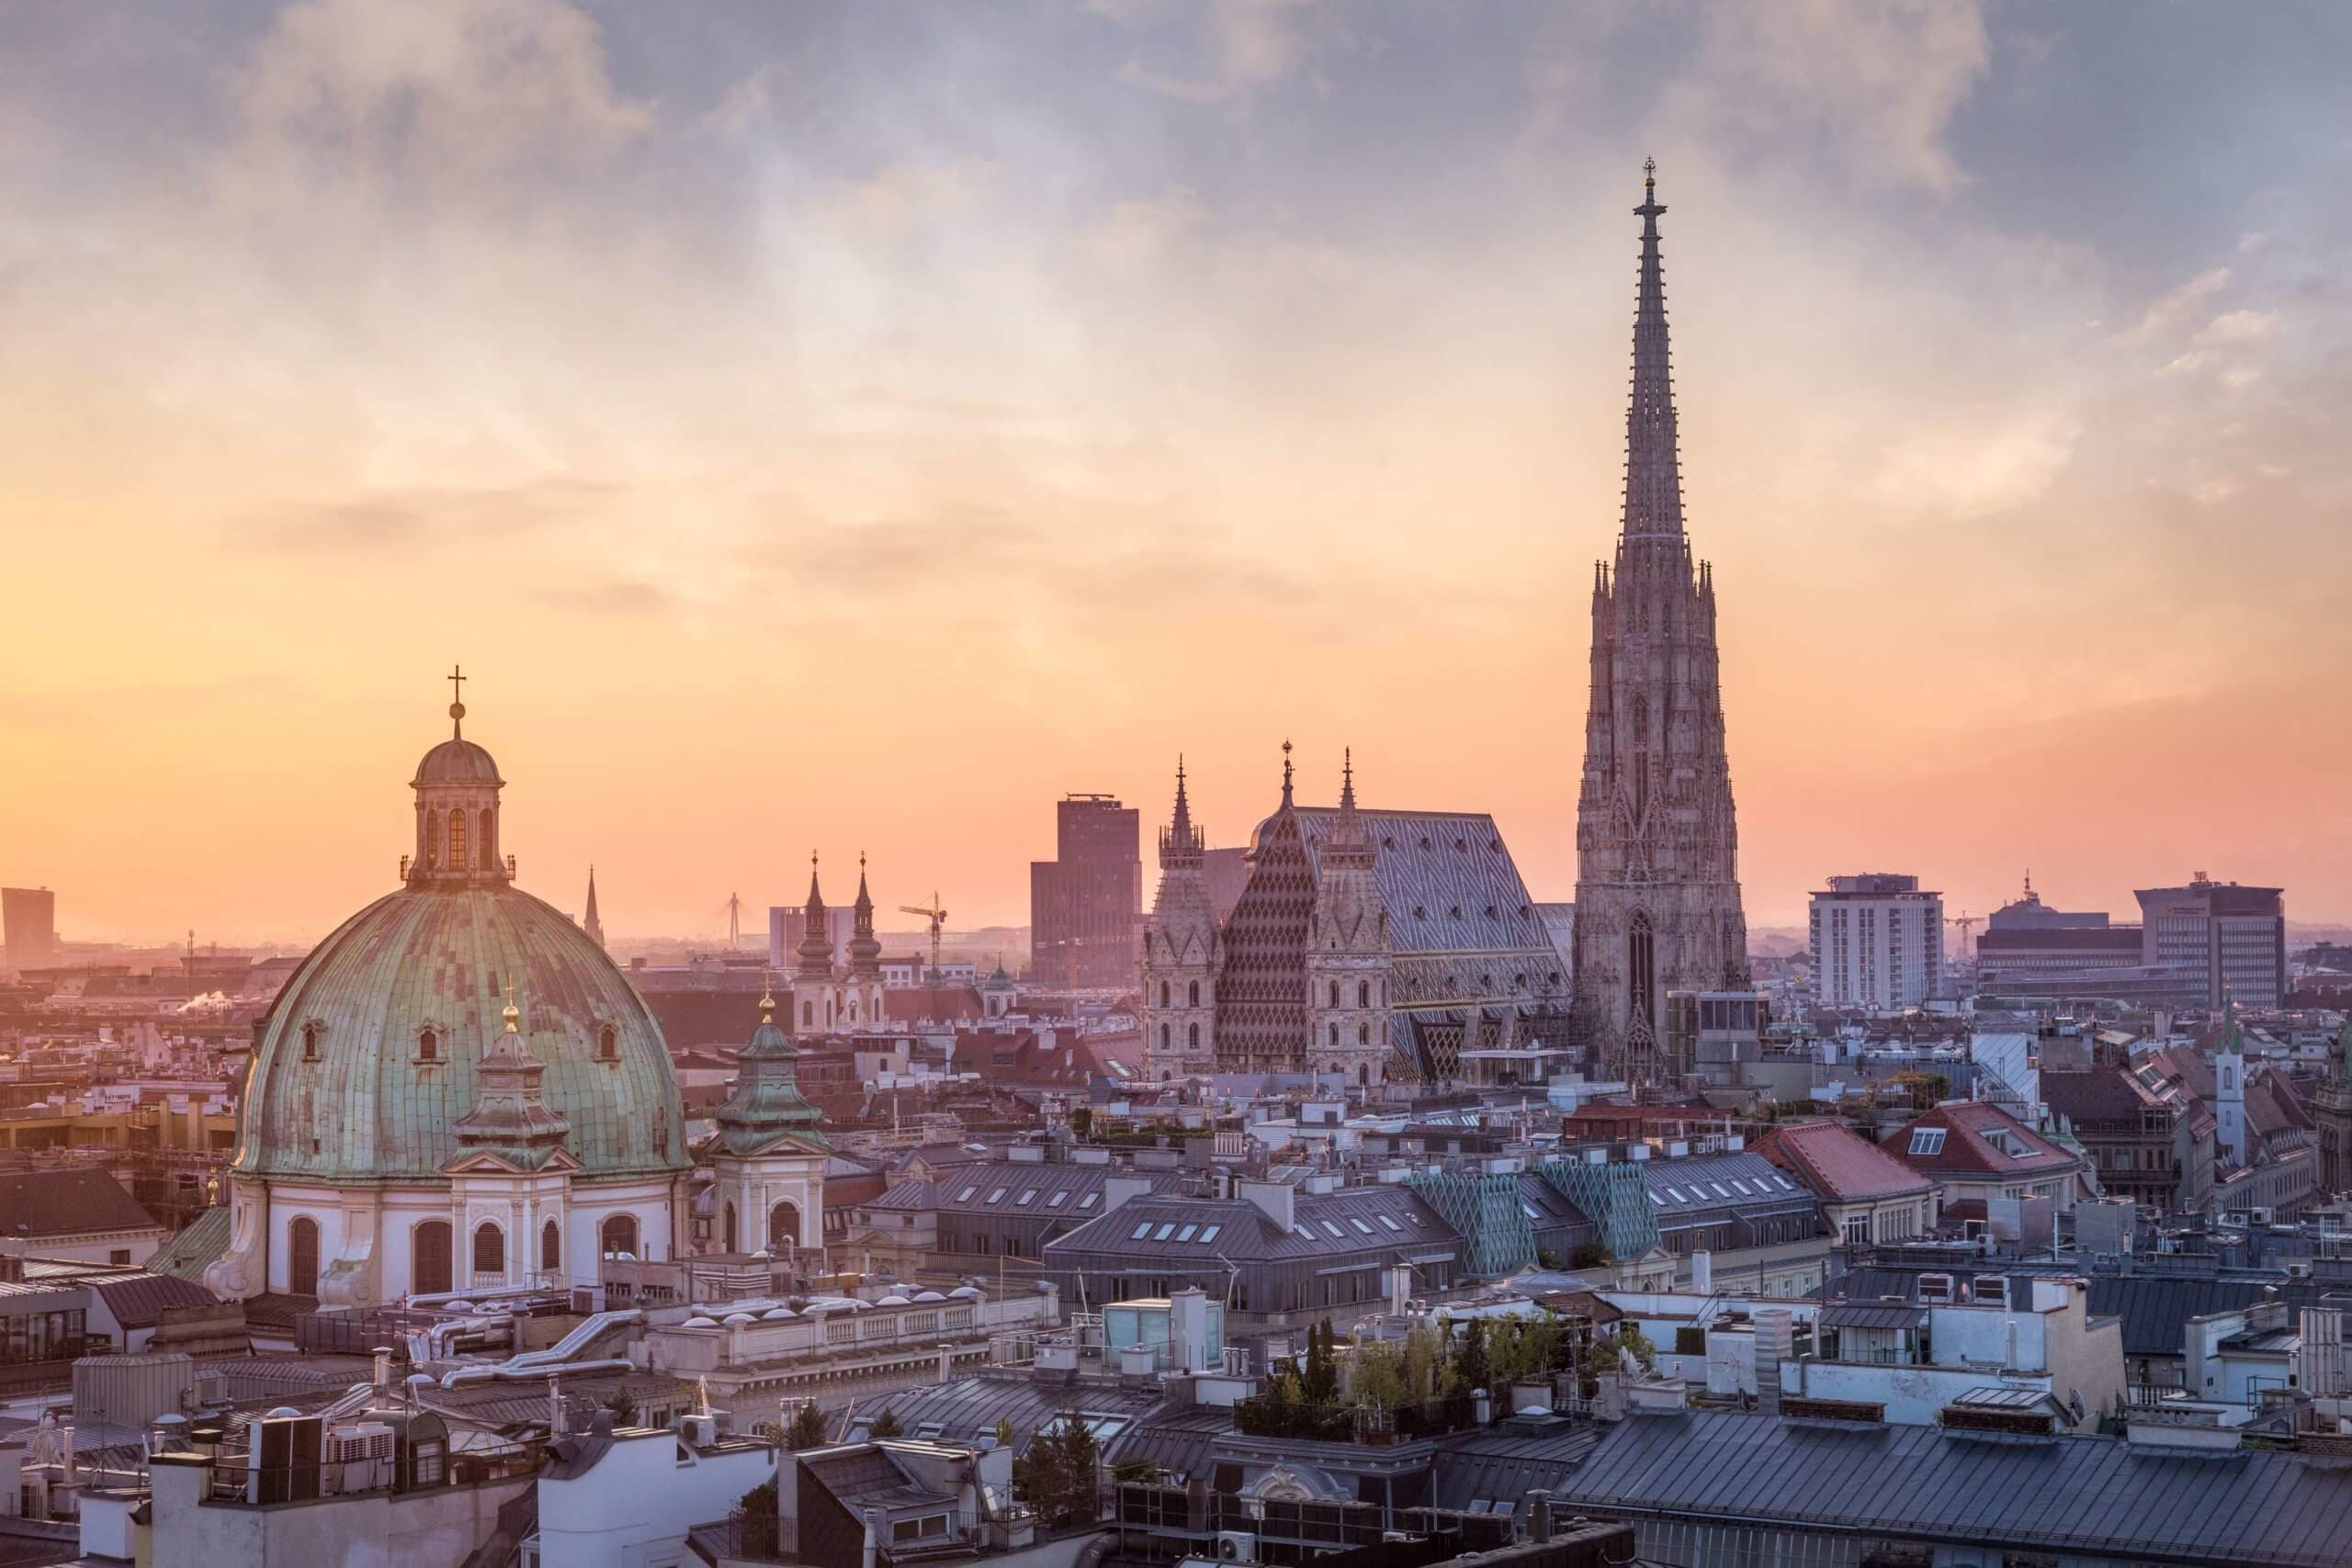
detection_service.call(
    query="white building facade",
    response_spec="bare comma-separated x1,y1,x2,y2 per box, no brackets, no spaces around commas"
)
1809,874,1944,1011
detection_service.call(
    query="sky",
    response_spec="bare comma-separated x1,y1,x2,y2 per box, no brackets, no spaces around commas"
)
2,0,2348,947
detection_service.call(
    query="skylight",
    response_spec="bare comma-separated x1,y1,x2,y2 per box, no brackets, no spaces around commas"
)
1710,1183,1733,1199
956,1186,978,1202
1663,1187,1687,1202
1079,1193,1099,1209
1646,1190,1664,1206
1130,1221,1153,1240
1295,1224,1317,1242
1016,1190,1037,1206
1153,1223,1177,1241
1198,1224,1221,1244
1176,1224,1199,1242
1376,1214,1402,1232
1351,1217,1374,1235
987,1188,1008,1204
1521,1202,1543,1222
1729,1179,1752,1195
1046,1191,1068,1208
1320,1221,1345,1239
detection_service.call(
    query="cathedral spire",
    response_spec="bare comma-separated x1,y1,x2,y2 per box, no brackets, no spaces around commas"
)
797,852,833,976
1623,157,1684,539
583,865,605,950
1339,748,1357,814
1171,757,1194,843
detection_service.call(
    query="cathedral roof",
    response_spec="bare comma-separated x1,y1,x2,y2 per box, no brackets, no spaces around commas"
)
1279,806,1555,961
233,880,689,1184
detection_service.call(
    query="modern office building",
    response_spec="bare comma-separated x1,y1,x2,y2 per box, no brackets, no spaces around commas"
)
1031,793,1142,989
3,885,57,971
2136,875,2286,1008
1807,874,1943,1010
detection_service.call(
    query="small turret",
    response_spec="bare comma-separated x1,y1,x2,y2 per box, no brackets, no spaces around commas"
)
796,854,833,978
848,855,883,979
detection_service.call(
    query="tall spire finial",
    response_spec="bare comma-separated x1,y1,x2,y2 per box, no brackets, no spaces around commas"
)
447,663,467,738
1340,747,1356,812
1623,153,1682,539
1281,739,1294,806
1644,154,1656,193
502,977,520,1034
1170,755,1194,841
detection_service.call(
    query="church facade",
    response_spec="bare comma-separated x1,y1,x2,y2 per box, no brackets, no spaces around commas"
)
1571,164,1751,1086
203,686,828,1306
1141,749,1570,1088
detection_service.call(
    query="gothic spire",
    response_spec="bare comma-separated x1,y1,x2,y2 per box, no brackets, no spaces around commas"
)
1339,748,1357,814
797,852,833,976
1623,157,1685,539
583,865,605,950
1171,756,1194,842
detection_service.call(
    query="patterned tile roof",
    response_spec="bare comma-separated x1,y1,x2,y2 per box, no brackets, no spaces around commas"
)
1292,807,1556,963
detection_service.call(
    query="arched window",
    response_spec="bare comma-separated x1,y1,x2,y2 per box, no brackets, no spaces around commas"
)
300,1023,321,1062
1357,1063,1370,1087
801,1000,813,1027
1188,980,1200,1008
1187,1022,1199,1049
1358,981,1370,1009
424,810,439,869
417,1028,438,1062
724,1203,738,1253
595,1025,617,1062
447,807,469,870
1159,981,1170,1009
540,1219,561,1273
768,1201,801,1252
1358,1021,1370,1044
413,1220,453,1295
1329,981,1340,1008
287,1215,320,1296
1628,911,1656,1022
478,807,494,869
600,1213,639,1259
1328,1022,1340,1045
1159,1023,1170,1050
472,1222,504,1278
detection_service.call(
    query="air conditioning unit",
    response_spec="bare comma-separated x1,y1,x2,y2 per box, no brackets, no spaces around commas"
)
681,1414,718,1448
1216,1531,1258,1562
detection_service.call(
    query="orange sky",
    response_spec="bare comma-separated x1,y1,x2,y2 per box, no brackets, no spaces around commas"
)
3,1,2347,947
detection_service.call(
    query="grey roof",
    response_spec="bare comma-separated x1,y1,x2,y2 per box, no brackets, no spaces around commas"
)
1818,1303,1925,1332
86,1272,219,1329
1642,1153,1810,1223
1043,1185,1456,1267
0,1168,160,1240
1830,1267,2278,1359
1287,807,1556,963
1432,1425,1608,1510
850,1373,1169,1455
1104,1404,1234,1483
1556,1409,2352,1567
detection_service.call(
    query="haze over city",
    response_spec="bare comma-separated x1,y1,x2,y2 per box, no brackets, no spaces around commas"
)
4,0,2347,946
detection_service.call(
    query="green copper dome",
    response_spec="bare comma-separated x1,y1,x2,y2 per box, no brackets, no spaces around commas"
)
232,882,689,1183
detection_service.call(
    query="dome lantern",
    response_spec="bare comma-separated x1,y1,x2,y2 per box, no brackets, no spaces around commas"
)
409,665,509,888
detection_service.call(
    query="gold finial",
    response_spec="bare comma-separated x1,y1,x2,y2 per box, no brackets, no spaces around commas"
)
760,967,776,1018
447,663,468,736
1643,155,1657,192
502,978,520,1033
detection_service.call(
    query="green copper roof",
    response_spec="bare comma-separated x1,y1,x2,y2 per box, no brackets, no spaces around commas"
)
233,883,689,1183
711,994,830,1156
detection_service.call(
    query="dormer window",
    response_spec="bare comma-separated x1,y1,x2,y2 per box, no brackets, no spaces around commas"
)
417,1028,439,1063
596,1024,619,1062
301,1022,322,1062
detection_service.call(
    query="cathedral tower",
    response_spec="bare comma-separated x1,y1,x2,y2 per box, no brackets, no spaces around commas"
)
791,855,840,1038
1571,163,1750,1086
582,865,605,950
1303,752,1394,1089
1142,760,1219,1080
845,855,888,1029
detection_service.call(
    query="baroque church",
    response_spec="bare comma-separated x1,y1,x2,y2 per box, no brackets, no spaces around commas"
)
202,682,831,1305
1569,163,1751,1085
1140,747,1571,1088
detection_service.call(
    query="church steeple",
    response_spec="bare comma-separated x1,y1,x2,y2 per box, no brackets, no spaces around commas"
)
407,666,509,889
713,984,829,1155
583,865,605,950
847,854,883,979
1623,157,1685,540
1161,757,1203,864
796,853,833,978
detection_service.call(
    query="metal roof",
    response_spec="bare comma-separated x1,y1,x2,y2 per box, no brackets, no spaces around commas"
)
1043,1185,1455,1267
1642,1152,1811,1222
1432,1425,1609,1510
847,1372,1169,1456
1556,1409,2352,1566
1818,1303,1926,1332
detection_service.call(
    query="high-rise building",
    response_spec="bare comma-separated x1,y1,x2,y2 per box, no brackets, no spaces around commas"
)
2135,874,2286,1008
1030,793,1141,989
1571,162,1750,1085
1808,874,1943,1011
2,886,57,972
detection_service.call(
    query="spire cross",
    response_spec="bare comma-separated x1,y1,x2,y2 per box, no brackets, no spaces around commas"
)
447,663,468,737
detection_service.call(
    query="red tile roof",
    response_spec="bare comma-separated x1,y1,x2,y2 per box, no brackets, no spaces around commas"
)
1881,1101,2077,1179
1751,1120,1934,1202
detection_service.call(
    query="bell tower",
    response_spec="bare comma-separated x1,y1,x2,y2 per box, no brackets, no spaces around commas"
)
1142,760,1219,1080
1304,751,1394,1090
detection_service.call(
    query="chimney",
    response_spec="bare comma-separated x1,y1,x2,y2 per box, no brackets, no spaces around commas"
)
372,1346,393,1396
1753,1309,1792,1416
1238,1180,1295,1233
1472,1387,1492,1426
863,1509,881,1568
939,1342,954,1384
1391,1264,1411,1318
1102,1176,1154,1214
1525,1491,1552,1544
1170,1288,1212,1374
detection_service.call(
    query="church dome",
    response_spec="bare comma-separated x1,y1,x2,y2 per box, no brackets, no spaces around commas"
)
233,881,688,1184
412,737,503,786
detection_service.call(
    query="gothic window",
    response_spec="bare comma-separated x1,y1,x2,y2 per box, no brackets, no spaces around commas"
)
300,1022,321,1062
541,1219,561,1272
287,1215,320,1296
1187,1022,1199,1049
1329,1023,1340,1045
1358,981,1370,1009
1188,980,1200,1008
447,807,469,869
1159,1023,1170,1050
601,1213,639,1259
413,1220,453,1295
1159,981,1170,1009
1329,981,1340,1008
472,1222,504,1277
596,1025,618,1062
417,1028,437,1062
1359,1022,1370,1044
1629,912,1656,1023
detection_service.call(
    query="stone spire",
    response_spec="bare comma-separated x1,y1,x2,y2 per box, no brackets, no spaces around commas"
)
1323,750,1374,871
1280,739,1295,807
796,853,833,978
449,987,572,1168
583,865,605,950
713,983,829,1155
1623,156,1684,540
848,853,883,979
1162,758,1204,863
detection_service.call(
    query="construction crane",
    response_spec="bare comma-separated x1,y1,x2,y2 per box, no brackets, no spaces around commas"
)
1949,910,1977,964
899,894,947,984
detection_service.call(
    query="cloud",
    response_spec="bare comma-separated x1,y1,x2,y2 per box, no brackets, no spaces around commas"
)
1871,408,2080,519
1109,0,1318,106
820,159,1001,239
1083,186,1209,274
2120,266,2232,342
226,0,652,203
247,478,621,550
2195,309,2279,346
1663,0,1992,192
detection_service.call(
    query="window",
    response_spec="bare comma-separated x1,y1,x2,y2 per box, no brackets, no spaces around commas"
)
1909,1127,1948,1156
1329,982,1340,1008
1153,1223,1177,1240
417,1028,438,1062
1663,1187,1686,1202
1376,1214,1401,1232
1187,1021,1200,1049
1078,1193,1099,1210
1521,1202,1543,1221
986,1188,1008,1204
1711,1183,1733,1199
1131,1221,1154,1240
956,1186,978,1202
1159,982,1170,1009
478,808,493,867
1842,1213,1870,1247
601,1213,639,1259
1046,1190,1068,1208
1320,1221,1344,1239
413,1220,453,1294
1295,1224,1317,1242
1188,980,1200,1007
1357,980,1370,1008
1159,1023,1170,1050
596,1025,618,1062
1729,1179,1751,1195
301,1022,321,1062
1176,1224,1198,1242
1350,1218,1374,1235
473,1222,505,1276
288,1216,320,1295
1628,911,1655,1022
447,807,469,869
1198,1224,1221,1244
1016,1190,1037,1207
541,1219,561,1272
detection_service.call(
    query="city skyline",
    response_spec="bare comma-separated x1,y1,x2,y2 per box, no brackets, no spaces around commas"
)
5,2,2349,943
